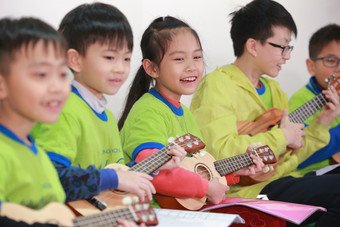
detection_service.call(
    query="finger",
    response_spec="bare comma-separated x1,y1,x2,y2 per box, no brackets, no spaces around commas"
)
135,172,153,181
280,109,289,126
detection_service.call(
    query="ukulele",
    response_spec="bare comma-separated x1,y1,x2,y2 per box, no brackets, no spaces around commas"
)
68,133,205,216
1,199,158,226
154,145,276,210
237,73,340,184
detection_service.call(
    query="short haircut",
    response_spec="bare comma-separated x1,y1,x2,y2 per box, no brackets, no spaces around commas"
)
0,17,66,75
230,0,297,57
58,2,133,56
309,24,340,58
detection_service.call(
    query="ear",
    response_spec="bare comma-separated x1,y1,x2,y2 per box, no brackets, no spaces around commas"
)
142,59,158,79
245,38,258,57
0,75,7,100
66,49,82,73
306,58,316,75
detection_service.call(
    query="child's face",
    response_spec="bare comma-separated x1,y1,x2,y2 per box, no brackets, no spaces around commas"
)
255,26,293,78
306,40,340,89
0,41,70,124
75,42,132,99
153,29,204,101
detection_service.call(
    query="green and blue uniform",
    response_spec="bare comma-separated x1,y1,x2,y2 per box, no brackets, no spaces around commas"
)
0,124,65,209
33,86,124,201
289,76,340,174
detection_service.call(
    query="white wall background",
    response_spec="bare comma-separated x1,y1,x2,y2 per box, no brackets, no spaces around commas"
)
1,0,339,118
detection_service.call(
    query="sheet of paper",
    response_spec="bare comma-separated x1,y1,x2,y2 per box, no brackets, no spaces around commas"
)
315,164,340,176
155,208,244,227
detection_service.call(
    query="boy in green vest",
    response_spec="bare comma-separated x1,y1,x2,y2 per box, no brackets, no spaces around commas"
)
0,16,67,211
289,24,340,174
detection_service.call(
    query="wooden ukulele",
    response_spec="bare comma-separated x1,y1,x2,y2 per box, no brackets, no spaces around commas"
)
237,73,340,184
154,145,276,210
67,133,205,216
1,200,158,226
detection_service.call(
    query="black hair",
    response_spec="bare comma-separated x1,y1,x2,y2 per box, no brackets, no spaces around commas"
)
58,2,133,56
0,17,66,75
230,0,297,57
309,24,340,58
118,16,202,129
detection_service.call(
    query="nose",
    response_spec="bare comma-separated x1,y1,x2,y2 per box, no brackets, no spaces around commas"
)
113,59,128,74
185,59,197,72
282,51,291,61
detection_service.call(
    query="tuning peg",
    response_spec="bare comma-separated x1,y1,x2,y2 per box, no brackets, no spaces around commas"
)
142,203,149,210
262,165,270,173
168,137,175,143
122,196,139,206
122,196,133,205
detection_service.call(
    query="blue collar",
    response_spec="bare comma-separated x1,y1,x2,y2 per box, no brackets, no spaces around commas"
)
148,88,183,116
0,124,38,154
306,76,322,95
71,86,108,121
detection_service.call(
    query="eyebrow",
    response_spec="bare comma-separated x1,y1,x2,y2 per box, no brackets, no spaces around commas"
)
168,48,203,56
29,60,67,67
104,49,132,54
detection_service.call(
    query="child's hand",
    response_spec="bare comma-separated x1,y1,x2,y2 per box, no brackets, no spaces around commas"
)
280,109,305,149
157,144,187,171
116,170,156,202
318,86,340,125
234,154,265,176
206,179,229,204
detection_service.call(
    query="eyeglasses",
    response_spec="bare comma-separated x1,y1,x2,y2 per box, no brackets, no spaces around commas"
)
311,56,340,68
267,42,294,56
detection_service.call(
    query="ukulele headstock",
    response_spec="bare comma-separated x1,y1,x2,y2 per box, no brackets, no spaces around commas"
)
326,73,340,96
124,198,158,226
169,133,205,153
253,145,277,164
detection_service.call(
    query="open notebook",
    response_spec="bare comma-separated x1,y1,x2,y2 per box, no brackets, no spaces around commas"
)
201,197,326,225
155,208,244,227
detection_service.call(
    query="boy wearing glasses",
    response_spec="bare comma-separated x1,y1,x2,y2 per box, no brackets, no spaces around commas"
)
289,24,340,174
191,0,340,225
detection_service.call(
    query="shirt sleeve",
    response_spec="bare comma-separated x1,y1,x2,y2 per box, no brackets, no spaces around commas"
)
225,174,240,185
136,150,209,198
52,161,117,202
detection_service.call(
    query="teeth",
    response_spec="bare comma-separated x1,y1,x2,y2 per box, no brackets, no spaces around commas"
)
181,76,196,82
47,101,60,107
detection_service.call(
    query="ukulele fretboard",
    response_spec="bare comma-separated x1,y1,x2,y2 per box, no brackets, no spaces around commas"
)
289,93,327,124
73,207,133,226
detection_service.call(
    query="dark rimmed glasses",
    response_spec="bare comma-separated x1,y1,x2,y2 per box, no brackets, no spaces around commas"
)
267,42,294,56
311,56,340,68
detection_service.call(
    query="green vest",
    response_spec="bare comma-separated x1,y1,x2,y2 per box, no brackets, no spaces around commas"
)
33,91,124,169
0,132,65,209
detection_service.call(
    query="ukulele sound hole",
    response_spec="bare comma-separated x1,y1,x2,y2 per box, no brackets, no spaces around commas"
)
195,164,212,181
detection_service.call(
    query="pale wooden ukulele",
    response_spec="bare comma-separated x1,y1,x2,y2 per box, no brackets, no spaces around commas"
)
68,133,205,216
1,200,158,226
154,145,276,210
237,73,340,185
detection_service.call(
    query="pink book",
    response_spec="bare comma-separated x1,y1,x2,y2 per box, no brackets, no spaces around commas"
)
200,197,326,225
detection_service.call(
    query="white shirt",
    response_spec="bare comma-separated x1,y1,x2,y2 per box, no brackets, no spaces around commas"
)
71,80,107,113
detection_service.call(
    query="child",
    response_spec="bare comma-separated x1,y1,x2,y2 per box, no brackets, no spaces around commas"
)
119,16,264,207
0,16,68,226
190,0,340,225
0,16,67,210
33,3,185,203
289,24,340,174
